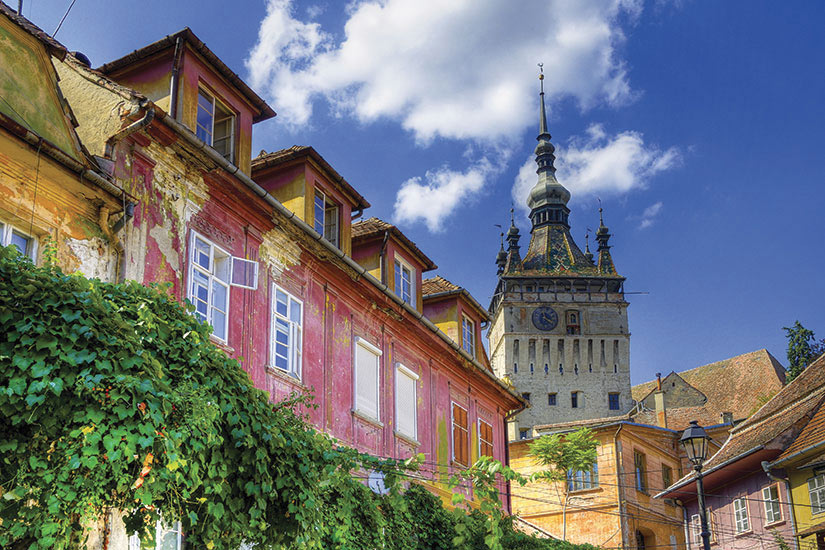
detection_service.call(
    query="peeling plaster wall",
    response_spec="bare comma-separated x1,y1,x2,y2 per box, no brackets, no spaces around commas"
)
0,128,119,280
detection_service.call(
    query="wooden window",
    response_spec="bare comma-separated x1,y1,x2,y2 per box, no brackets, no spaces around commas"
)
809,474,825,514
313,190,339,247
634,451,647,492
394,257,414,304
354,338,381,421
548,393,557,406
566,310,580,335
662,464,673,490
196,88,235,163
571,391,580,408
608,392,620,410
567,462,599,491
395,364,418,440
270,285,303,378
690,514,700,544
461,315,475,356
0,221,36,260
763,485,782,524
451,402,469,466
733,498,750,533
478,419,493,458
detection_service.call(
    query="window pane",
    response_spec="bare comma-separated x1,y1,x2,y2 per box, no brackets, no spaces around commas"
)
195,237,211,269
276,290,288,317
324,204,338,247
197,91,214,143
212,309,226,340
314,193,325,234
212,281,228,313
289,299,301,323
10,231,30,255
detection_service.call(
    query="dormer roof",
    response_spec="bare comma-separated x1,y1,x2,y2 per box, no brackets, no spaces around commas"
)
97,28,275,123
352,218,436,271
253,146,370,211
422,276,490,321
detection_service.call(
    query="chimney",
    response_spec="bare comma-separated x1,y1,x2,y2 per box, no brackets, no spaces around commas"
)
653,372,667,429
721,412,733,425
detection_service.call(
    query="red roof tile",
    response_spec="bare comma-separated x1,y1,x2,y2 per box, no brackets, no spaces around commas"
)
631,349,786,430
422,276,490,322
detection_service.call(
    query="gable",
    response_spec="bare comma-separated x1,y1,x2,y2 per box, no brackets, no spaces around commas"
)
0,15,81,161
639,372,706,409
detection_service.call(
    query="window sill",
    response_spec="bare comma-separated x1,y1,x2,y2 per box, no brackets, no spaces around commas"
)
636,489,650,496
394,431,420,447
266,366,306,389
209,335,234,353
764,520,785,528
568,486,603,496
352,409,384,428
733,530,752,538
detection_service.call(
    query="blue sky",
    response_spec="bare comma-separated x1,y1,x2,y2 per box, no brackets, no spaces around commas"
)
24,0,825,385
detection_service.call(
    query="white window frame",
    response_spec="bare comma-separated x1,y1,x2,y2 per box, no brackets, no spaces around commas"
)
451,401,469,466
393,256,415,305
270,284,303,379
353,337,382,421
394,363,419,441
461,315,475,356
0,220,37,260
128,519,182,550
690,514,701,544
313,189,339,248
763,484,782,524
196,87,235,163
478,418,494,458
733,498,750,533
810,474,825,515
188,231,258,342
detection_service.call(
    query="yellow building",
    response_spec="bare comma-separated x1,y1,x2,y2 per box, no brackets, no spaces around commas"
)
510,417,702,549
767,353,825,550
0,5,122,276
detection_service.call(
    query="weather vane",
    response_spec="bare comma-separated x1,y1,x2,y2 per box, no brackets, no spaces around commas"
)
538,62,545,93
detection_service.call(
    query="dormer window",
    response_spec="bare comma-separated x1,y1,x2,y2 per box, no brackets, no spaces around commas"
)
196,88,235,163
462,315,475,357
394,257,414,304
313,189,339,247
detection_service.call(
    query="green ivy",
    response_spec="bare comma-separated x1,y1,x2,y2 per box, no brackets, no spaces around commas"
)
0,246,599,550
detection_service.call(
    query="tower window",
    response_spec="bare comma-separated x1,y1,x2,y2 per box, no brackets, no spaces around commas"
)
522,392,531,403
548,393,557,406
571,391,580,408
608,393,620,410
566,310,580,335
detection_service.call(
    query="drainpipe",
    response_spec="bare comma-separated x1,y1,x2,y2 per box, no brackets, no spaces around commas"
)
351,207,364,221
682,504,692,550
762,461,799,550
169,37,184,120
104,106,155,159
613,424,627,550
17,1,23,15
379,229,390,285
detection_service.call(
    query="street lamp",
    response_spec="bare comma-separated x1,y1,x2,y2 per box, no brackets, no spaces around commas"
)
681,420,712,550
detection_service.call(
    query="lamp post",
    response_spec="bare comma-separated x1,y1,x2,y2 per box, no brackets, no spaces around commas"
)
681,420,712,550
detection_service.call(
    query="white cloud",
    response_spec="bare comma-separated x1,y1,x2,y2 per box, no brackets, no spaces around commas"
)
639,201,663,229
393,159,497,232
512,124,681,210
247,0,642,142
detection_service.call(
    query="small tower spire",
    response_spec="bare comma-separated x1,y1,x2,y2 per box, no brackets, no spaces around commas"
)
504,207,522,271
495,225,507,275
595,200,617,275
584,228,594,263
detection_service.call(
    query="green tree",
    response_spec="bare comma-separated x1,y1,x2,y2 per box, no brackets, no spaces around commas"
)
528,428,599,541
783,321,825,382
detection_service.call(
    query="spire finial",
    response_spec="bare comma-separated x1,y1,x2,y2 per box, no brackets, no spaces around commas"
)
538,62,545,94
510,206,515,226
598,198,605,226
537,63,549,138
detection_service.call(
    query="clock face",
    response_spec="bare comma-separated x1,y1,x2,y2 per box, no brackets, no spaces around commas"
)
532,307,558,331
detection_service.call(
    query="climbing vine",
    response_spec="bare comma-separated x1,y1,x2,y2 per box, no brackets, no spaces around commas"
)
0,246,598,550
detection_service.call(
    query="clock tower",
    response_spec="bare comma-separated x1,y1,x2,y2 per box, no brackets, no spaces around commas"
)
488,70,631,439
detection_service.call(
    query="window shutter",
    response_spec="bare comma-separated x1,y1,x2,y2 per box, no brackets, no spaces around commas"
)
395,368,417,438
452,403,468,466
356,343,379,419
231,257,259,289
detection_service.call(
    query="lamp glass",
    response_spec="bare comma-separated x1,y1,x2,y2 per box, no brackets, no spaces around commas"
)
680,421,710,467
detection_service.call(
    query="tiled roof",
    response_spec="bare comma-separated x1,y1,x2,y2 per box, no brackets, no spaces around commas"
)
514,224,622,279
422,276,490,322
631,349,786,430
422,276,461,295
96,28,275,122
771,354,825,465
252,146,370,210
533,413,634,433
664,353,825,494
351,218,436,271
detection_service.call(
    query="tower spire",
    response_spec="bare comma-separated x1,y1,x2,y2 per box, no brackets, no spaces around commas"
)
595,201,617,275
538,63,550,139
